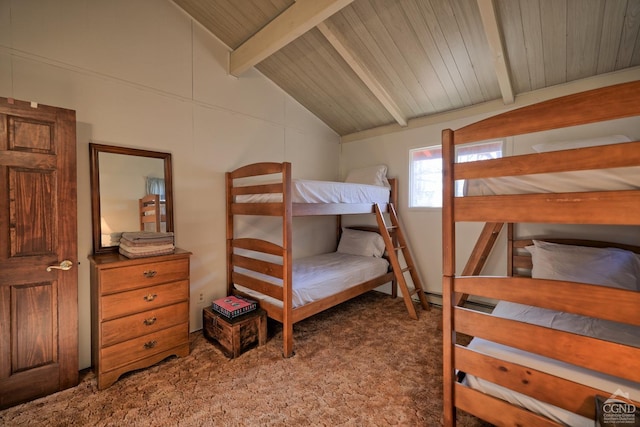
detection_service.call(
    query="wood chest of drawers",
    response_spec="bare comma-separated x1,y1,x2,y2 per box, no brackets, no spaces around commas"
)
89,249,191,390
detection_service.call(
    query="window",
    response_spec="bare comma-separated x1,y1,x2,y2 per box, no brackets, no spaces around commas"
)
409,140,503,208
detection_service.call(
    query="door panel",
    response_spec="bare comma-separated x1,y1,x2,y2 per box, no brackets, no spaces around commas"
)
12,282,56,372
0,98,78,409
9,168,55,256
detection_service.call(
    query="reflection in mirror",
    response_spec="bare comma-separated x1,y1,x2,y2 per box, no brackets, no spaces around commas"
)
99,152,165,246
90,143,173,254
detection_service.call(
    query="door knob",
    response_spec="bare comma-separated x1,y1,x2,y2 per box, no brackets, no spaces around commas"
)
46,260,74,272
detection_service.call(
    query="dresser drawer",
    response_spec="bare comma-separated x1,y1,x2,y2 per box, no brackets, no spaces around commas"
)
100,258,189,294
101,280,188,320
101,302,189,347
100,323,188,373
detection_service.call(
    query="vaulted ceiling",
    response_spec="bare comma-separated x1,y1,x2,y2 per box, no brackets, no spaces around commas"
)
172,0,640,140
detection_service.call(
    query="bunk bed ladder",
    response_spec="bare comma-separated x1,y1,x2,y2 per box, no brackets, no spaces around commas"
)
374,203,429,319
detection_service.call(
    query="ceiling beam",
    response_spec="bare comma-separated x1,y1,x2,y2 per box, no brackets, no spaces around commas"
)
317,22,408,127
477,0,514,104
229,0,354,77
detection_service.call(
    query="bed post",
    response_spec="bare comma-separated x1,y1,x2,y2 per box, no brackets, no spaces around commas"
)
442,128,456,427
388,177,399,298
225,171,234,296
282,162,294,357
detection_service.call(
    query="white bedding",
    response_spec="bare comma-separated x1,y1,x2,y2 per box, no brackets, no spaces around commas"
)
464,166,640,196
237,179,391,205
464,301,640,426
234,252,390,308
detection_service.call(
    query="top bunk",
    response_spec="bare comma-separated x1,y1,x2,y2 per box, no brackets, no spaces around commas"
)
442,80,640,226
226,162,397,217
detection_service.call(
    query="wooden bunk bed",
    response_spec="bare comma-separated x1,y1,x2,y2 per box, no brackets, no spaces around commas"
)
139,194,166,232
442,81,640,426
226,162,429,357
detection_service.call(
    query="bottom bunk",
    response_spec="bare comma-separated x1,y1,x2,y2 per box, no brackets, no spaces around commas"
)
235,250,391,311
230,227,397,356
447,236,640,426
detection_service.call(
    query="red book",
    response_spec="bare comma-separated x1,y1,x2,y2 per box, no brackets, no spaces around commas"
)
211,295,257,318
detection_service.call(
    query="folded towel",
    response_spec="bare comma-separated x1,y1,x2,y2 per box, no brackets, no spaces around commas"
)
120,236,173,247
119,247,175,259
119,242,175,254
121,231,174,242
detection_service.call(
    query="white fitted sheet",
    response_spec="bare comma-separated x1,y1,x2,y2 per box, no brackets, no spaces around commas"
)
464,166,640,196
235,252,390,308
464,301,640,426
237,179,391,205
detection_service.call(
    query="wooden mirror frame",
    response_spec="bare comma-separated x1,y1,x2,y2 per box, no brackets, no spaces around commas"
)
89,143,174,254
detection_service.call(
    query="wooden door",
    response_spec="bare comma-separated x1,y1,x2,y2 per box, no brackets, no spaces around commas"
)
0,97,78,409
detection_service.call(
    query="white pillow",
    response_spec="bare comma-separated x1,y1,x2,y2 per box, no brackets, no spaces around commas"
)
525,240,639,291
336,228,385,258
532,135,631,153
345,164,390,188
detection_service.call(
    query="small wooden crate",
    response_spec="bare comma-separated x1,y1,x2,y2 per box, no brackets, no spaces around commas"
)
202,306,267,358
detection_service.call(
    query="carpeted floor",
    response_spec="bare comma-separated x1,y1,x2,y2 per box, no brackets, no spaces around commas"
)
0,292,491,426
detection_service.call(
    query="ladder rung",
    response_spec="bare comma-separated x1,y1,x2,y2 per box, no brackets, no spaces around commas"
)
401,267,411,273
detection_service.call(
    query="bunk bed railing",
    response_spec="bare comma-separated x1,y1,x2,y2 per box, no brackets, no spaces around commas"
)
455,276,640,326
452,81,640,144
230,239,284,284
452,140,640,225
454,350,604,425
454,190,640,224
451,266,640,423
456,307,639,381
453,311,640,423
454,141,640,179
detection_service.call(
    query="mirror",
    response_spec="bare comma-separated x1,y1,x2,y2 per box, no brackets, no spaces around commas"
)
90,143,174,254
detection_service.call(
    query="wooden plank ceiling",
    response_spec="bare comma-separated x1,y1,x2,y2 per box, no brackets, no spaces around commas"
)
172,0,640,139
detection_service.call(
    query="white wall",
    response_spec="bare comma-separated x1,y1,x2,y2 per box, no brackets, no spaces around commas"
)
0,0,340,370
341,105,640,300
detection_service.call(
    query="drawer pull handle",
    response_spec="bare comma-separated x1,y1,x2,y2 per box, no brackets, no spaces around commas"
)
143,270,157,278
143,294,157,302
143,340,157,349
143,317,157,326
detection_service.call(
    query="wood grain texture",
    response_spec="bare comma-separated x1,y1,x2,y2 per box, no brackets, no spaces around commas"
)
442,81,640,426
0,98,78,409
89,250,191,390
174,0,640,136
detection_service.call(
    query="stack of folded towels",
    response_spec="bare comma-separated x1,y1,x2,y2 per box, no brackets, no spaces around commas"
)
119,231,175,258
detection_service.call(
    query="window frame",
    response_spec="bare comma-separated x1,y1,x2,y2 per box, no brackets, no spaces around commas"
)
408,139,504,209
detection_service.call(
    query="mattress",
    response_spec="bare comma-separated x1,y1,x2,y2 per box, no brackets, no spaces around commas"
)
464,301,640,426
235,252,390,308
237,179,391,205
464,166,640,196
